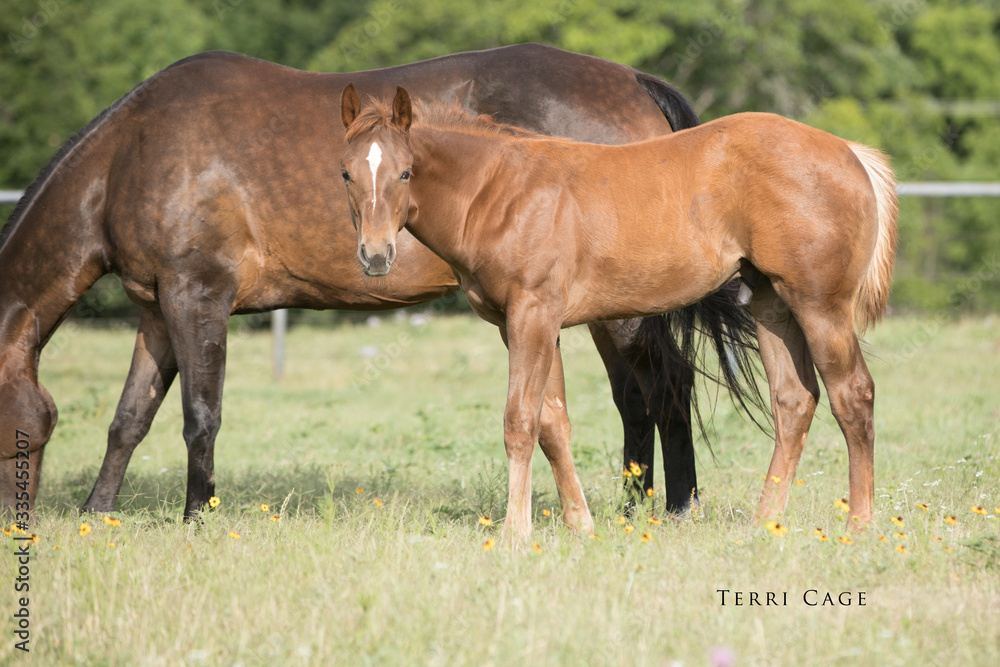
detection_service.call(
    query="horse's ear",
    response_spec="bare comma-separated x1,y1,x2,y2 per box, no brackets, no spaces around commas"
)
341,83,360,130
392,86,412,134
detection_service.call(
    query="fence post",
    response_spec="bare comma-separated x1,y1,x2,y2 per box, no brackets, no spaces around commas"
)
272,309,287,381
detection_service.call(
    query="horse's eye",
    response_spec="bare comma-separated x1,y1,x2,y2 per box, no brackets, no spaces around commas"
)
400,170,411,181
342,170,351,182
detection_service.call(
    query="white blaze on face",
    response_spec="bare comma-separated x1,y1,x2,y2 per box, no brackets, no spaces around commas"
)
366,142,382,214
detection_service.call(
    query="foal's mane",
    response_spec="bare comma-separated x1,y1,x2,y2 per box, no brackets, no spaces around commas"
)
345,97,537,142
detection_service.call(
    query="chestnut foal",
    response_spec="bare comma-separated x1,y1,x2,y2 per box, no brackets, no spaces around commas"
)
339,86,897,539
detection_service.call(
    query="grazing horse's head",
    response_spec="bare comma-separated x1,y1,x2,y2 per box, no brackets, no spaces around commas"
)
340,83,414,277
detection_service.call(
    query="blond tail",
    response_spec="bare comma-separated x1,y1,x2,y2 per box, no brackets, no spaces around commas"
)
848,142,899,333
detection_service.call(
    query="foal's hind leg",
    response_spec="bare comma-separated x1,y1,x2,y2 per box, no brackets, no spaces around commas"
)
159,281,234,519
537,344,594,534
83,308,178,512
750,283,820,520
795,308,877,529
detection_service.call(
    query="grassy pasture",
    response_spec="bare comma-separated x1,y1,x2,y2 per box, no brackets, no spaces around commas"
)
3,313,999,665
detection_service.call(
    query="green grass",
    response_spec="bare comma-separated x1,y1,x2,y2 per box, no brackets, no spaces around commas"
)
4,314,1000,665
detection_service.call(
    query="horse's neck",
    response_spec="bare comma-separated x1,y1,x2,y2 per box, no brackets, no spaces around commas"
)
0,179,106,361
407,128,506,268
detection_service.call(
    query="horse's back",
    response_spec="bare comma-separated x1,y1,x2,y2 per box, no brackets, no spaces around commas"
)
683,113,883,297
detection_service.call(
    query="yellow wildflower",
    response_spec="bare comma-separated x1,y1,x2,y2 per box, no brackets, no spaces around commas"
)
770,475,781,485
896,544,908,554
482,538,495,552
270,515,280,522
260,503,269,512
616,516,627,525
542,509,551,517
916,503,929,511
765,521,788,537
478,516,492,526
795,479,804,486
890,516,904,528
355,487,364,495
640,532,652,543
629,461,642,477
647,517,661,525
894,532,907,539
646,488,655,497
971,506,987,515
624,524,635,534
373,499,383,507
103,516,121,527
532,541,541,554
834,498,850,513
589,534,600,540
208,496,221,508
944,515,957,525
837,536,854,545
229,531,240,539
879,536,888,543
79,523,92,537
108,542,116,548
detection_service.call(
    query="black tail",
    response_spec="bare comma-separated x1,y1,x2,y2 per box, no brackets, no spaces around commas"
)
634,71,701,132
624,283,770,449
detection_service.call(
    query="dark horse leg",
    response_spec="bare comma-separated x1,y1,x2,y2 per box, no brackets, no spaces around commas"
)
85,311,695,518
589,320,698,514
82,308,177,512
158,280,234,518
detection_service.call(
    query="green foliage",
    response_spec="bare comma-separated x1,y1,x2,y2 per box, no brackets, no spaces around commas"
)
911,1,1000,100
0,0,213,186
3,0,1000,313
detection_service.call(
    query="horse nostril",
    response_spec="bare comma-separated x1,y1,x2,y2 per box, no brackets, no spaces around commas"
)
387,244,396,264
360,244,369,263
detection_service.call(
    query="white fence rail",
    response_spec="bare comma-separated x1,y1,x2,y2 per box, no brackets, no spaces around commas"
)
4,183,1000,381
896,182,1000,197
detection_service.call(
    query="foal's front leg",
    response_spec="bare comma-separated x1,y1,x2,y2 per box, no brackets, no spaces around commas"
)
537,344,594,534
501,300,564,542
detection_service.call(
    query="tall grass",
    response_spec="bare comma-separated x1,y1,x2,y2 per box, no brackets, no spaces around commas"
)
3,314,998,665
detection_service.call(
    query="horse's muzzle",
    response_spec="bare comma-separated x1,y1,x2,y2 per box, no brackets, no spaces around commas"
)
359,243,395,276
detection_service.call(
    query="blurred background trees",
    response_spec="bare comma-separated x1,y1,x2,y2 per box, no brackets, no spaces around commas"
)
3,0,998,314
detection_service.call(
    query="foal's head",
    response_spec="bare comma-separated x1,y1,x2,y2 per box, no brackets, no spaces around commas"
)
340,83,414,277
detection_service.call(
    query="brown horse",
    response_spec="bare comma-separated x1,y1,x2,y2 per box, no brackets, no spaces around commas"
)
339,86,898,539
0,44,758,518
